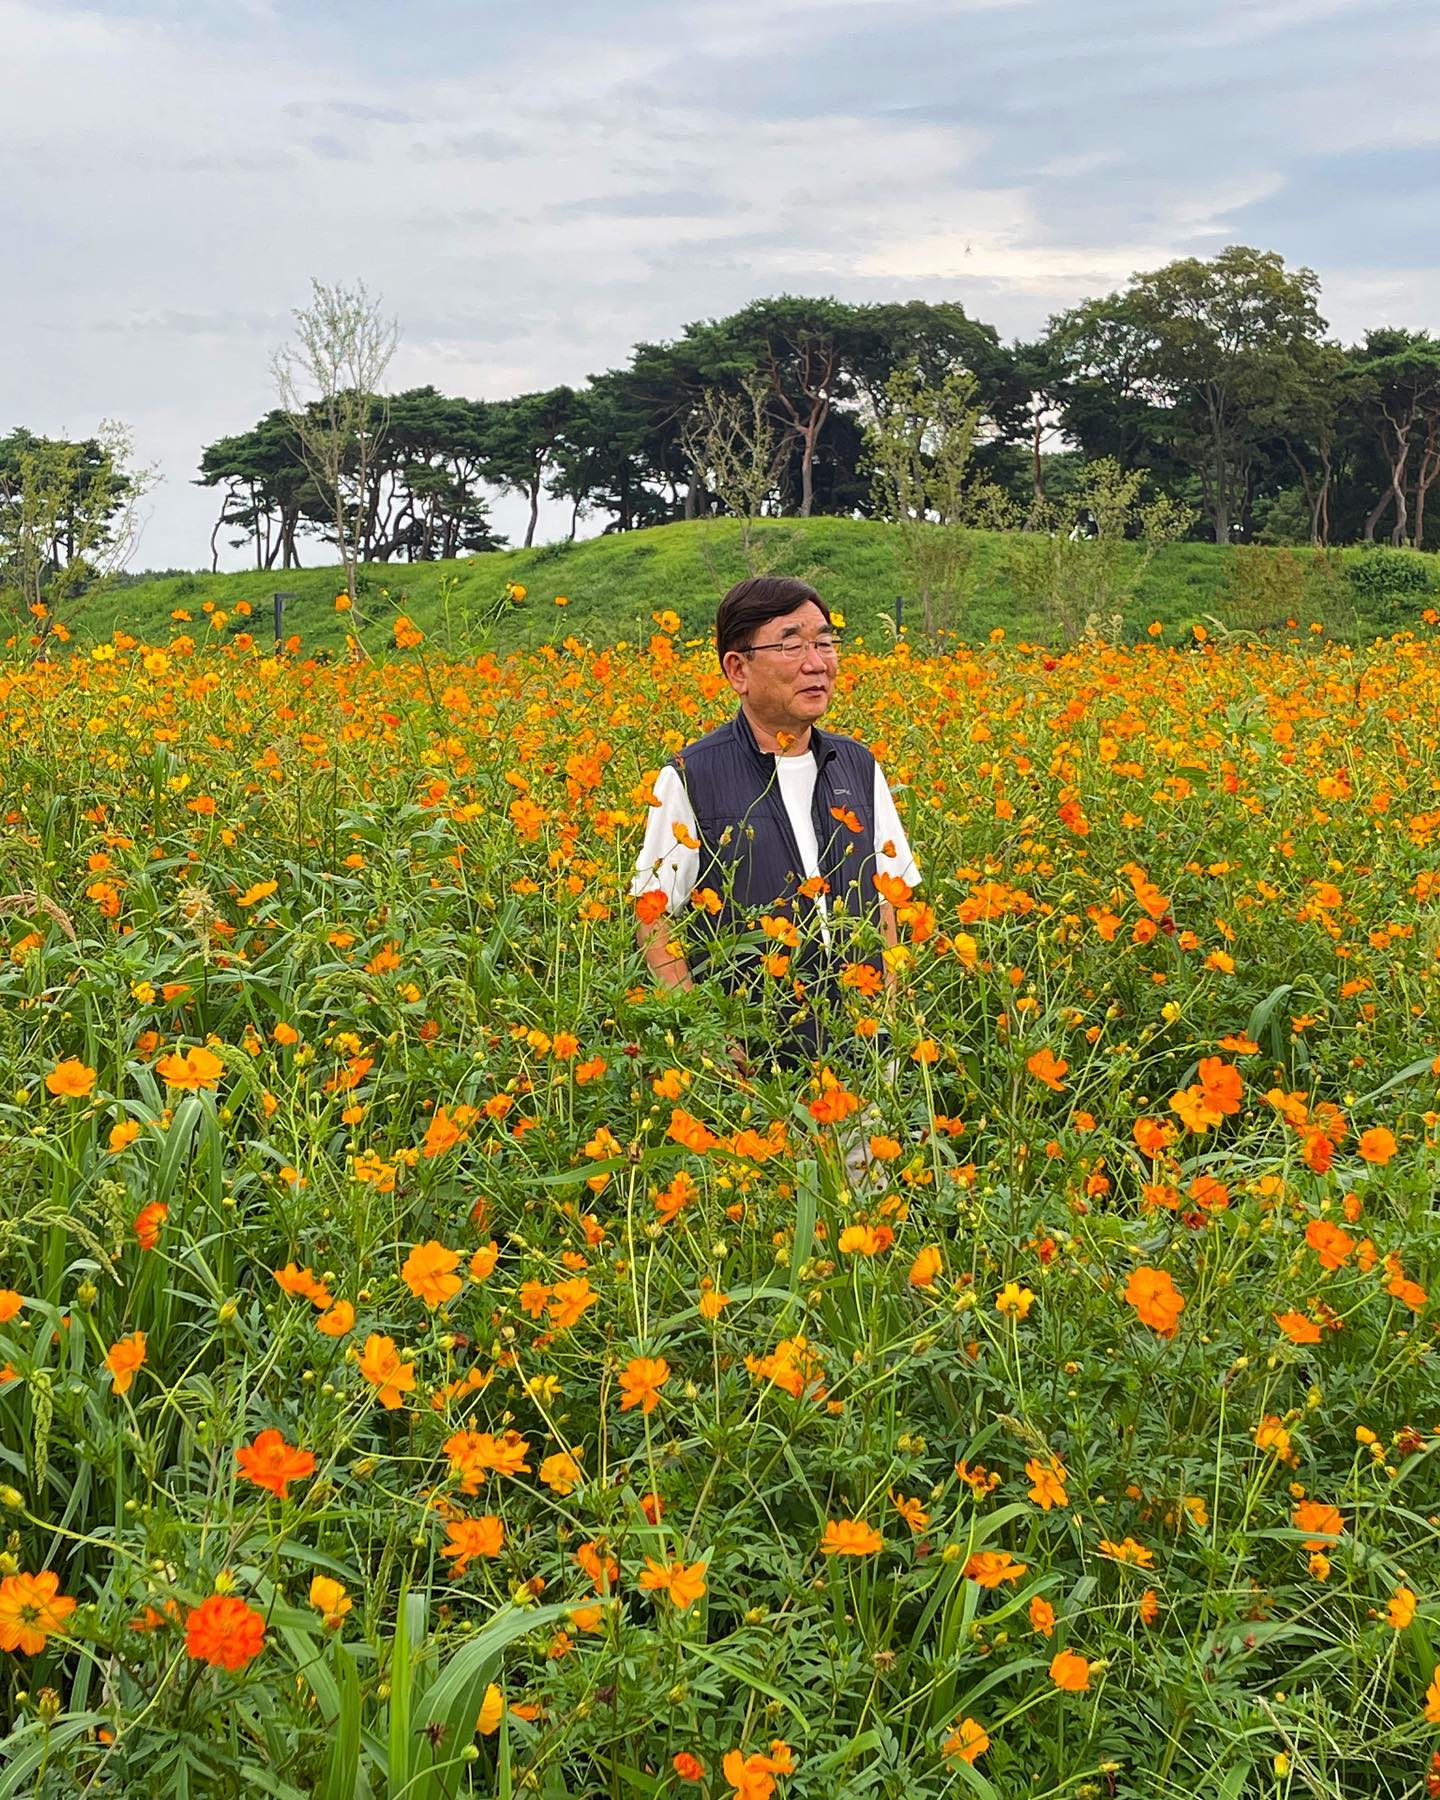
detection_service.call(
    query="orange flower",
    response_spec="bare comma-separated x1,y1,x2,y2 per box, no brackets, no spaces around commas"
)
1027,1047,1069,1092
45,1058,96,1099
908,1245,943,1287
1050,1649,1091,1691
0,1571,76,1653
1388,1585,1417,1629
667,1107,718,1153
891,1491,930,1532
1138,1588,1161,1624
401,1239,462,1306
837,1222,894,1256
443,1429,532,1492
942,1718,989,1764
634,888,669,927
1293,1499,1345,1548
1029,1595,1056,1637
1357,1126,1397,1165
673,1752,706,1782
1124,1266,1185,1337
104,1330,147,1397
1305,1218,1354,1272
964,1550,1028,1587
0,1290,23,1323
638,1558,708,1609
108,1118,141,1153
316,1299,355,1337
618,1356,670,1415
469,1241,500,1281
358,1334,415,1409
1274,1310,1322,1344
133,1200,168,1249
573,1539,620,1595
539,1449,585,1495
1098,1536,1154,1566
547,1276,598,1329
185,1593,265,1670
1426,1666,1440,1724
422,1106,468,1159
155,1045,225,1090
441,1514,505,1573
235,1428,316,1500
1026,1456,1069,1510
820,1519,884,1556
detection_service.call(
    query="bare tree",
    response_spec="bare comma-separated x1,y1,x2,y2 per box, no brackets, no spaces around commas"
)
865,363,1011,636
681,377,787,575
271,279,398,612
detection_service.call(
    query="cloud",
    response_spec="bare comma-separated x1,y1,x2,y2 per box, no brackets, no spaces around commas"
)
5,0,1440,568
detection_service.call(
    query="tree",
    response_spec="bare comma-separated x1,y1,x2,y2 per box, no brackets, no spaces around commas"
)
271,279,398,606
481,387,578,548
0,423,151,632
197,411,319,572
864,363,1011,636
1262,340,1348,546
1008,458,1194,641
1049,247,1327,544
1344,330,1440,546
724,297,860,518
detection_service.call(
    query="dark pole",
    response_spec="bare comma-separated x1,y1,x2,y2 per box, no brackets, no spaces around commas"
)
273,592,296,648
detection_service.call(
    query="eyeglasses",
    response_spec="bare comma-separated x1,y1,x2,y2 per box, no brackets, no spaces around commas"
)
743,632,843,661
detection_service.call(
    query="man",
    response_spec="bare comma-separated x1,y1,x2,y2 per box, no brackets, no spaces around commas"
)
630,575,921,1068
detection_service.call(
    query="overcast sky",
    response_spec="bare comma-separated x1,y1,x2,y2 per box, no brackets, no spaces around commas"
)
6,0,1439,569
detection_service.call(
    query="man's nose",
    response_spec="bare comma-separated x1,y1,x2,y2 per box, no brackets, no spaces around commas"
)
798,641,827,671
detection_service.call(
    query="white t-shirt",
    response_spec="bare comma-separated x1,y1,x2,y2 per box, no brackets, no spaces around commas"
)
629,745,922,939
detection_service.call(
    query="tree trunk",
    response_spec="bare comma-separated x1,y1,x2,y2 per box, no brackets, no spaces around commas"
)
1382,406,1413,547
1362,488,1391,542
210,513,222,575
1032,406,1044,501
1413,414,1440,551
525,473,540,549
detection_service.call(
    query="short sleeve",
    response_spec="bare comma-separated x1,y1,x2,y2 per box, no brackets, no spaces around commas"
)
872,764,921,887
630,764,701,914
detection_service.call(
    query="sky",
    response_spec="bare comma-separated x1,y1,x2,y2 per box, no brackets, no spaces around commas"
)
6,0,1440,570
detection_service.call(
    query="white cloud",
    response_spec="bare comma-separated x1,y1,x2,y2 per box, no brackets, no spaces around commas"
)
5,0,1439,567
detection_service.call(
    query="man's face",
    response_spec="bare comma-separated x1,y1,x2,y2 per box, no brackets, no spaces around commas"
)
722,600,837,733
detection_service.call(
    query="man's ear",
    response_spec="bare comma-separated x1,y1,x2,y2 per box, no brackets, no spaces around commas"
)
721,650,749,695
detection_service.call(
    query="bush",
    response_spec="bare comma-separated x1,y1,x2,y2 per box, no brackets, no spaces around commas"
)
1346,546,1433,619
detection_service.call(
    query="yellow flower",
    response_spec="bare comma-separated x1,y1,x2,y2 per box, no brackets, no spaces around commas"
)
996,1281,1036,1320
308,1576,352,1628
477,1683,505,1735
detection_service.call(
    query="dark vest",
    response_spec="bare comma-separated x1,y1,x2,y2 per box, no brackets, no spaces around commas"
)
670,707,883,1059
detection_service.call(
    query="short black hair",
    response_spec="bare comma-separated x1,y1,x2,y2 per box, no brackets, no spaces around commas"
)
714,576,830,666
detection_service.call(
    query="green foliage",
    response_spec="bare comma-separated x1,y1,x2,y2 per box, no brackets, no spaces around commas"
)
1346,545,1434,619
55,518,1440,658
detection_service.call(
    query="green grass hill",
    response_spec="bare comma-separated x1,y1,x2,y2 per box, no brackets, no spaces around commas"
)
84,517,1437,654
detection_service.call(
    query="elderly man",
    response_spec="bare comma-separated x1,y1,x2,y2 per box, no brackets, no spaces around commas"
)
630,575,920,1069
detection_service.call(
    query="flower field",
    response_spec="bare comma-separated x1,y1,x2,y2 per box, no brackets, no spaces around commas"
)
1,614,1439,1799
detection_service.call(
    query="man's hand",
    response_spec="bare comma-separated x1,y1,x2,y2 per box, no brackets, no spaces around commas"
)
637,912,693,991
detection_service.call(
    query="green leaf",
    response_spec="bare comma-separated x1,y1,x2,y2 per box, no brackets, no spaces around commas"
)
413,1601,570,1800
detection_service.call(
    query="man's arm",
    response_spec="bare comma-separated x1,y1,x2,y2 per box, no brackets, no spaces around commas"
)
637,912,694,991
879,898,899,995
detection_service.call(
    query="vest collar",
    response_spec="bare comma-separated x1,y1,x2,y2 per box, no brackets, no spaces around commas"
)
731,705,838,767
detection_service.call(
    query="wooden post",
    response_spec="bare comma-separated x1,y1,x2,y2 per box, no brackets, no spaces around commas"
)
273,592,296,648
